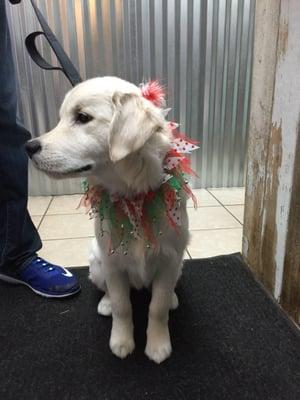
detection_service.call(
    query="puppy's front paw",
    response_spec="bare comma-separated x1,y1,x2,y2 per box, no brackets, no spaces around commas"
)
110,329,135,359
110,337,135,359
145,329,172,364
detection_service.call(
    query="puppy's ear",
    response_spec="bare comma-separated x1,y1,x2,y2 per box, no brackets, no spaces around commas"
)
109,92,164,162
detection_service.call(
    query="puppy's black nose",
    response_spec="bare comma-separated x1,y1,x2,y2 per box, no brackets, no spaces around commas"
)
25,140,42,157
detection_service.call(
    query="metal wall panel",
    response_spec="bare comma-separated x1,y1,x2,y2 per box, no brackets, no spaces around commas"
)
6,0,255,195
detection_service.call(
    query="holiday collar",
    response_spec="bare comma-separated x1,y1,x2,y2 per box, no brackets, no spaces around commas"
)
79,81,199,255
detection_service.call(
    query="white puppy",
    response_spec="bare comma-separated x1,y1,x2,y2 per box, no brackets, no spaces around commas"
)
26,77,190,364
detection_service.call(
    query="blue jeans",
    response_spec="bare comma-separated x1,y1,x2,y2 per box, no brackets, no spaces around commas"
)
0,2,42,276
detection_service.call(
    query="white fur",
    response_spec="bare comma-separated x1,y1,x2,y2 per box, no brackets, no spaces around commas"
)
29,77,189,363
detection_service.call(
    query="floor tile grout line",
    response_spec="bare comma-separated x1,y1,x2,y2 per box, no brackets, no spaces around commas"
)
43,205,224,216
223,205,244,226
42,212,87,218
40,236,94,242
187,205,222,208
206,189,245,207
40,227,243,242
36,193,241,217
189,227,243,232
36,197,54,230
206,189,244,227
37,192,242,261
40,205,226,219
206,189,232,207
190,188,222,207
222,205,243,227
207,189,241,207
186,249,192,259
45,208,223,216
46,212,86,216
46,195,84,215
35,216,43,230
36,191,243,236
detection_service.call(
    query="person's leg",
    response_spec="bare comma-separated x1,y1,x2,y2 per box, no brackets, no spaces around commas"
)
0,1,42,276
0,2,80,297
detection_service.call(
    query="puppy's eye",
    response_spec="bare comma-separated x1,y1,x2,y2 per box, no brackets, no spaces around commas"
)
75,112,93,124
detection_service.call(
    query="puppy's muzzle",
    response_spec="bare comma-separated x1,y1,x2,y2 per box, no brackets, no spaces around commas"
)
25,139,42,158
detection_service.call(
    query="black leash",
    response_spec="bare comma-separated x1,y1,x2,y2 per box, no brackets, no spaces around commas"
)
10,0,82,87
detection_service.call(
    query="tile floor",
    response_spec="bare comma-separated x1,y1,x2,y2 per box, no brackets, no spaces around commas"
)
28,188,245,267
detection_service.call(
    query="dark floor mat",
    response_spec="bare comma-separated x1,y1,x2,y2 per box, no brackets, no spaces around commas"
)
0,254,299,400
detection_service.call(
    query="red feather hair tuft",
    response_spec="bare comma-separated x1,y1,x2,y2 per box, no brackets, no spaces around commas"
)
141,80,165,107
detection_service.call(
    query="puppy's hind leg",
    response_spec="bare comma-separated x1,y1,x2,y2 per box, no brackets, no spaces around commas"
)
97,293,112,316
89,239,111,316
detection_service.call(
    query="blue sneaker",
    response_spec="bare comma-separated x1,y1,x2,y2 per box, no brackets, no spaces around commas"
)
0,257,81,298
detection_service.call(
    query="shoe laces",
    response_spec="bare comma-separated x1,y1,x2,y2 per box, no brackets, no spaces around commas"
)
34,258,56,272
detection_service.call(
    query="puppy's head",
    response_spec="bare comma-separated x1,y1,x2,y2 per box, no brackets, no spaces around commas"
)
26,77,170,192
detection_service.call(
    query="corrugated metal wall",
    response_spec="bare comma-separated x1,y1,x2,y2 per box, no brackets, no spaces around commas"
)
6,0,255,195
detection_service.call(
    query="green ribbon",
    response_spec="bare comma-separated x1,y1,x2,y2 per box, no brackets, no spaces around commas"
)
82,173,187,253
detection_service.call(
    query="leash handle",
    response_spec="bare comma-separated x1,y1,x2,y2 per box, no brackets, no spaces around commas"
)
25,32,62,72
14,0,82,87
